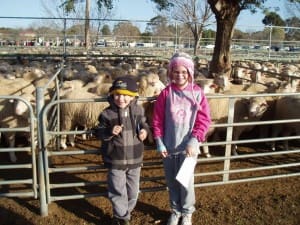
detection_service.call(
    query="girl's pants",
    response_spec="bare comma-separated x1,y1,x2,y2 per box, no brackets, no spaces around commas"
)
163,153,196,214
107,167,141,220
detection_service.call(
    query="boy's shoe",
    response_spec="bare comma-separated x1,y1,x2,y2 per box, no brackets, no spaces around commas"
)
181,214,192,225
111,217,130,225
167,211,181,225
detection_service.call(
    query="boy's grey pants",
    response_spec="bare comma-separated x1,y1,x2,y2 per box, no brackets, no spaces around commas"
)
107,167,141,221
163,153,196,215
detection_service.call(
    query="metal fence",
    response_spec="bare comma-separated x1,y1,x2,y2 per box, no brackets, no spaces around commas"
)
0,16,300,61
0,52,300,217
0,95,38,198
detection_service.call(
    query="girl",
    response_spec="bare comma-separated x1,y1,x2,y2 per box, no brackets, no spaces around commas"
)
152,52,211,225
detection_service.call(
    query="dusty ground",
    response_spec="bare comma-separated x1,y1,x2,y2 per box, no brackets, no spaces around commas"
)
0,137,300,225
1,176,300,225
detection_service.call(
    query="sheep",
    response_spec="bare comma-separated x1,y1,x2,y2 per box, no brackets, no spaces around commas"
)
157,67,168,85
0,77,36,96
87,83,112,96
270,94,300,151
82,73,113,96
59,89,109,149
204,95,269,156
0,93,36,162
196,79,218,94
138,73,165,97
231,96,269,155
60,79,85,94
93,73,113,84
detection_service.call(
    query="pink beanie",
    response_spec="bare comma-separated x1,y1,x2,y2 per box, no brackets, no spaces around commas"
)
168,52,194,81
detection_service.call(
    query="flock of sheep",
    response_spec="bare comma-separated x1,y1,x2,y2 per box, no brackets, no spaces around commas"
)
0,56,300,163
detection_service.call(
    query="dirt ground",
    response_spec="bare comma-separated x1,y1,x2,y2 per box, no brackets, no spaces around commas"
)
1,137,300,225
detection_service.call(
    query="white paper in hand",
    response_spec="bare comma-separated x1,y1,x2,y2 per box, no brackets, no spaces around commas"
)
176,157,197,189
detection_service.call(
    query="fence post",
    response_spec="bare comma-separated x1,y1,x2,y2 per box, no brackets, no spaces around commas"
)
63,18,67,58
223,97,235,182
36,87,48,216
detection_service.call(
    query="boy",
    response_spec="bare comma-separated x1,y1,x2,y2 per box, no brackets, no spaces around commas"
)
96,75,150,225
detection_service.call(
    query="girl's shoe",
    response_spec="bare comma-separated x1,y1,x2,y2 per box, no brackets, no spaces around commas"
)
111,217,130,225
181,214,192,225
167,211,181,225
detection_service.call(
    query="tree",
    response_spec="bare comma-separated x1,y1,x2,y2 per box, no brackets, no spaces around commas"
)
206,1,266,77
285,16,300,40
146,16,174,40
113,22,141,42
262,12,285,26
60,0,114,49
152,0,299,77
151,0,214,55
101,24,111,35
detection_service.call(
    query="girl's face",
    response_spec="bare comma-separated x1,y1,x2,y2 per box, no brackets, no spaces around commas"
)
170,65,190,89
113,94,134,108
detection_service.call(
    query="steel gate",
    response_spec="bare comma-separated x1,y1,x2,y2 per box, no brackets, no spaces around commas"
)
0,95,38,199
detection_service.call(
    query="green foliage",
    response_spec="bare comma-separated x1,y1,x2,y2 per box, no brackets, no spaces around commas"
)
140,32,152,42
203,29,216,39
113,22,141,37
96,0,113,10
101,24,111,35
60,0,76,14
146,16,172,36
285,16,300,40
150,0,173,11
60,0,113,14
262,11,285,26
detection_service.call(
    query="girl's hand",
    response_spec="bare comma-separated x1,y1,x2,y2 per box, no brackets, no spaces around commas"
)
112,124,123,135
138,129,148,141
186,145,195,157
161,150,168,158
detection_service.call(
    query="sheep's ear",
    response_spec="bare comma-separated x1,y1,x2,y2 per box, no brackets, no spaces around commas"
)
30,99,36,106
241,98,250,105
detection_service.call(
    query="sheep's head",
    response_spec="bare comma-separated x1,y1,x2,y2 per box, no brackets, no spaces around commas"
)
14,93,36,117
248,97,268,118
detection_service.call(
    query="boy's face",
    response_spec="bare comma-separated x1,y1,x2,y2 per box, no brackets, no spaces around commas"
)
113,93,134,108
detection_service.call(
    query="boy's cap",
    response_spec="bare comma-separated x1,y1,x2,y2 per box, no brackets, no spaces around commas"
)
109,76,139,97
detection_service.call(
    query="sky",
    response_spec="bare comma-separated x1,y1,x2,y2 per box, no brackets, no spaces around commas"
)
0,0,287,32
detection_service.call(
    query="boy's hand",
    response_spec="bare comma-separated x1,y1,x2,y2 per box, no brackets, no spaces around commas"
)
138,128,148,141
112,124,123,135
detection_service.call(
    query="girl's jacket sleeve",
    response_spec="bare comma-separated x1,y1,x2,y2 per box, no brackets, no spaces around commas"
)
152,89,167,152
191,89,211,143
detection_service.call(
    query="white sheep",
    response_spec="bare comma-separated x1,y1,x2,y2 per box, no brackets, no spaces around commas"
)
0,77,36,96
60,79,85,94
0,93,35,162
204,95,269,156
87,83,112,96
138,73,165,97
270,95,300,151
60,89,109,149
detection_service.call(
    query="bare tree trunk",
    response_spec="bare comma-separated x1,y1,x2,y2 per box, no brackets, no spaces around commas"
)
85,0,90,49
209,17,235,77
208,0,241,78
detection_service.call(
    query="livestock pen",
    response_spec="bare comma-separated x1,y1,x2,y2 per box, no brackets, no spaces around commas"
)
0,56,300,219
